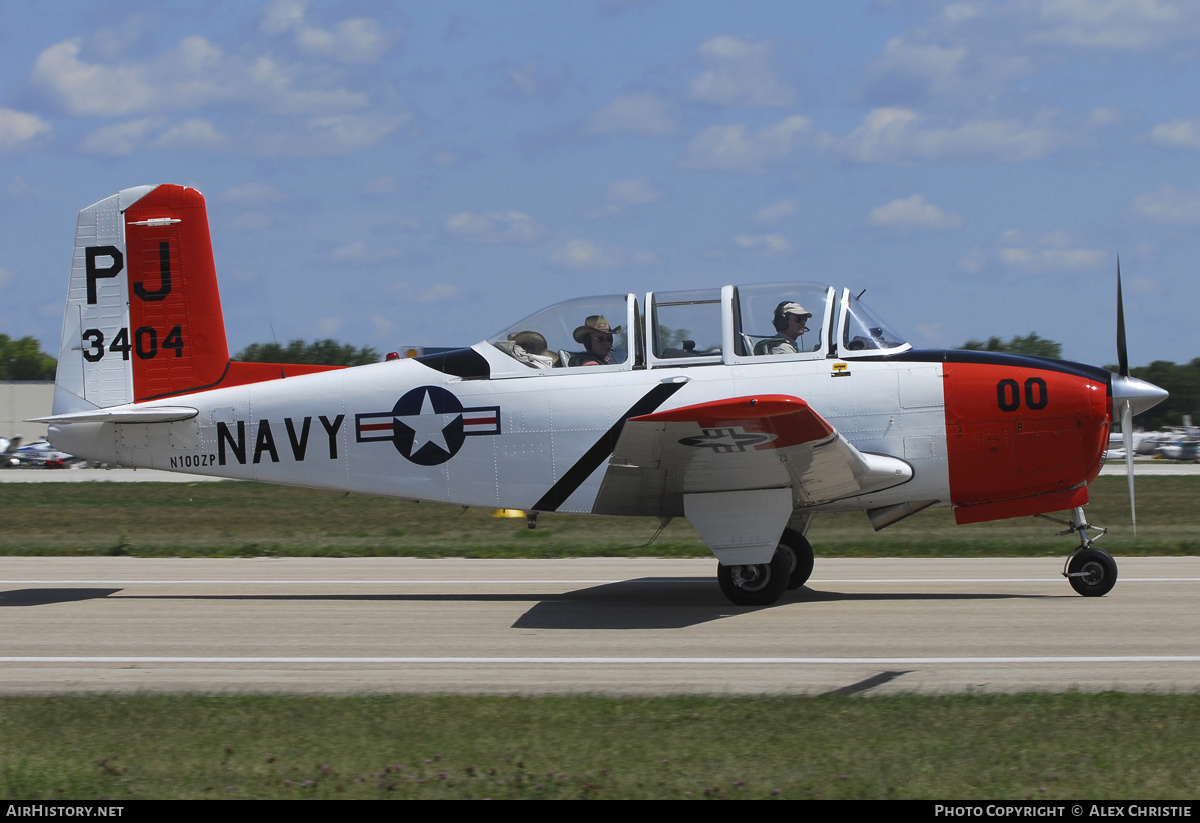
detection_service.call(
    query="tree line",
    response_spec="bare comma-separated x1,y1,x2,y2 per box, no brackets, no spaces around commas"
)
232,339,380,367
0,335,57,380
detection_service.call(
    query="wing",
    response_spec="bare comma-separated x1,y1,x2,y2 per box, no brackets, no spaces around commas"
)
593,394,912,518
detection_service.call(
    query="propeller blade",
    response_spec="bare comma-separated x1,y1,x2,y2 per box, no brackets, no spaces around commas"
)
1116,257,1129,377
1122,399,1136,536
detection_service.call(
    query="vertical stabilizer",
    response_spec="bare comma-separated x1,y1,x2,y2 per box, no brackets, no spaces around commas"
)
54,185,232,414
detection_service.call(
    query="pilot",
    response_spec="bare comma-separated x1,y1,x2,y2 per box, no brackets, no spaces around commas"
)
754,301,812,355
569,315,622,366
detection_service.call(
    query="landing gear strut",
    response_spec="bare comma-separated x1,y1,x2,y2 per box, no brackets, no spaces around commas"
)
1039,506,1118,597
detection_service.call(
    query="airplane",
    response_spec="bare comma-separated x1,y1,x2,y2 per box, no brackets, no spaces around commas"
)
37,184,1169,606
0,435,75,468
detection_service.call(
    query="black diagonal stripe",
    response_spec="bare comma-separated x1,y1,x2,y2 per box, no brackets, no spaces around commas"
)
531,381,686,512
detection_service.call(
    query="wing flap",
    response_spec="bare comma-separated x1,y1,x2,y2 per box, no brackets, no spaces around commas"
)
594,394,911,516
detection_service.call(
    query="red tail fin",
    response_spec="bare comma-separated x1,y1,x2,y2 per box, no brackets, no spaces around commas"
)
54,185,340,415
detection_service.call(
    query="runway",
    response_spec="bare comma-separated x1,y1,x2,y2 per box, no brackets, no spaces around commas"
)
1,557,1197,696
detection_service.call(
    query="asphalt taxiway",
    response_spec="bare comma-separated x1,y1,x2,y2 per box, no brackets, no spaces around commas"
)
1,556,1197,695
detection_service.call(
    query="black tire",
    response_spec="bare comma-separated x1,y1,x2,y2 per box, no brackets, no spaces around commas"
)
1067,548,1118,597
717,547,791,606
779,528,815,590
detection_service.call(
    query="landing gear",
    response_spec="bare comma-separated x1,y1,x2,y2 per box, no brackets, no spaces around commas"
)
716,528,813,606
717,547,791,606
779,528,815,590
1065,547,1118,597
1039,506,1119,597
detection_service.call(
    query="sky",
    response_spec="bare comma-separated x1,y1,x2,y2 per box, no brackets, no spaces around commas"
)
2,0,1199,368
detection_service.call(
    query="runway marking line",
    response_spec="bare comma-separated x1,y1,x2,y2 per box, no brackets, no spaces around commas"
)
1,578,1199,591
2,656,1198,665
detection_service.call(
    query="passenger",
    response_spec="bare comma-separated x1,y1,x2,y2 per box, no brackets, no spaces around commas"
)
506,330,557,368
568,315,622,366
754,301,812,355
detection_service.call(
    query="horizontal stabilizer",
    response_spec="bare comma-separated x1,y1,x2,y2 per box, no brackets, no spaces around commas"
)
31,406,198,424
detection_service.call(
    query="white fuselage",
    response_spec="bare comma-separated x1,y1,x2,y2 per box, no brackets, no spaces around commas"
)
49,346,950,517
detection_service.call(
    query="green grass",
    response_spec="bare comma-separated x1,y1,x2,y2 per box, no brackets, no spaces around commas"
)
0,475,1196,557
0,693,1197,800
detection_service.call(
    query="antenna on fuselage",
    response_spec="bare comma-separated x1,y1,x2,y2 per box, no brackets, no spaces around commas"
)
270,321,285,380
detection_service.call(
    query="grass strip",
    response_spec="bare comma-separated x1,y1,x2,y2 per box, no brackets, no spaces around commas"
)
0,476,1197,558
0,693,1197,800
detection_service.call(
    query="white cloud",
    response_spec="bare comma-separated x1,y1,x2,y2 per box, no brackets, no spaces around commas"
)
688,36,795,107
1087,106,1121,127
220,183,286,208
329,241,399,264
316,315,343,335
490,58,571,99
582,93,677,137
365,176,400,195
547,239,660,270
680,115,819,174
1129,183,1200,224
732,233,793,256
261,0,307,35
261,0,392,64
840,107,1070,163
1147,118,1200,151
388,282,464,303
585,177,662,219
77,118,164,156
0,108,52,151
754,199,797,226
250,114,407,157
1023,0,1197,51
867,194,964,232
444,211,545,245
33,35,370,118
866,36,971,98
151,118,229,150
996,229,1108,272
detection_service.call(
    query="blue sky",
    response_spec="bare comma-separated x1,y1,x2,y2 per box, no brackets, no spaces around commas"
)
2,0,1199,367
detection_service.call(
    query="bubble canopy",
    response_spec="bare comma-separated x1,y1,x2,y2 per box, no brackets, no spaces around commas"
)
483,283,909,373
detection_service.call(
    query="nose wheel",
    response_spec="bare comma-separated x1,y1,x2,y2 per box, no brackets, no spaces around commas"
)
1065,547,1118,597
1039,506,1119,597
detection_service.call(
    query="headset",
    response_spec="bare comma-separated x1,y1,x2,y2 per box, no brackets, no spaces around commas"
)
772,301,811,332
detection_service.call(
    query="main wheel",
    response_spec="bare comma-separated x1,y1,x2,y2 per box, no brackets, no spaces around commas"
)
1066,548,1118,597
717,547,791,606
779,528,815,590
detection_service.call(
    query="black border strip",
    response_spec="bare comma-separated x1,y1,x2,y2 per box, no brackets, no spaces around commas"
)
531,381,686,512
857,349,1112,390
136,359,233,402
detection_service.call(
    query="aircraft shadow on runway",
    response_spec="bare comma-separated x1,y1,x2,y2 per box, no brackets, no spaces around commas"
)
0,588,123,606
512,581,1051,629
91,581,1051,630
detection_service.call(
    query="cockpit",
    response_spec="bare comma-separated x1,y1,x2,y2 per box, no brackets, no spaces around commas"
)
480,283,909,377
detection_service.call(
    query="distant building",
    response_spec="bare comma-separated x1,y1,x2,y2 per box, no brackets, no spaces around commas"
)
0,381,53,440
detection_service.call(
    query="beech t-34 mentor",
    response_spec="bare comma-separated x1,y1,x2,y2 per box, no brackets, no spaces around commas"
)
40,184,1168,606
